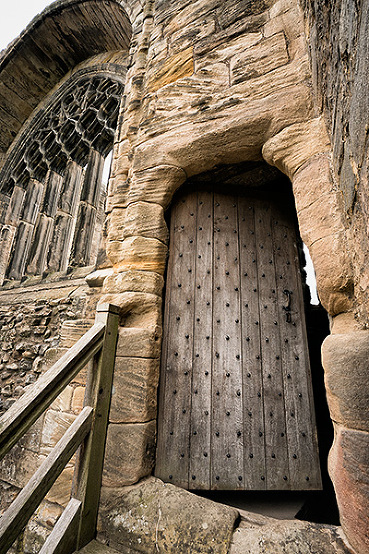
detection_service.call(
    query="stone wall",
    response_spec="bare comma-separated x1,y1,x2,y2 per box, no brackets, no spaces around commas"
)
0,1,368,553
0,272,103,552
302,2,369,553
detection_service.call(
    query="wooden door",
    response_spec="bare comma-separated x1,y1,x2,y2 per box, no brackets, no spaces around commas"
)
155,186,322,491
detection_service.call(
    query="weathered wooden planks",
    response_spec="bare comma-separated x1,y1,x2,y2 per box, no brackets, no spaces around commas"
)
39,498,81,554
0,407,93,554
156,186,322,491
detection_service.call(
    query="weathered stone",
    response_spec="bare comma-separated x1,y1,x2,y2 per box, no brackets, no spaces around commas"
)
109,202,168,244
309,231,353,316
45,466,74,507
146,47,194,92
129,165,187,209
330,312,362,335
71,386,85,414
262,117,331,179
101,292,162,328
35,499,63,529
23,518,51,554
0,445,45,488
102,421,156,487
98,477,238,553
107,236,168,274
110,358,159,423
103,270,164,297
230,512,351,553
50,385,73,412
40,410,76,455
85,268,114,288
322,331,369,431
59,320,93,348
292,154,335,212
116,327,162,358
231,33,289,85
329,425,369,554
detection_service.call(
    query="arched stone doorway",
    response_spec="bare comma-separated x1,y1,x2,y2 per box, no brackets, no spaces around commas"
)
156,165,322,492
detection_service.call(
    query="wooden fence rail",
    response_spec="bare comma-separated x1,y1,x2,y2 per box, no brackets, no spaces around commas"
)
0,303,119,554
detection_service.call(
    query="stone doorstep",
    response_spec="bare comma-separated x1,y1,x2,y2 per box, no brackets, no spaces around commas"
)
97,478,353,554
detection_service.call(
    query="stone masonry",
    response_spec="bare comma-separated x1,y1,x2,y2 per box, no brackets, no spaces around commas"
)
0,1,368,553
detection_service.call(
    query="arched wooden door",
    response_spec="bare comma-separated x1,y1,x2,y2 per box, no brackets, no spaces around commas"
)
155,185,322,491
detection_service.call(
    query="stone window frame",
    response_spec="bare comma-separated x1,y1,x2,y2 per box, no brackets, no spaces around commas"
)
0,63,127,287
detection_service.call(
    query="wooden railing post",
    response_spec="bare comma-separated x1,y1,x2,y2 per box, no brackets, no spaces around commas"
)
72,303,120,551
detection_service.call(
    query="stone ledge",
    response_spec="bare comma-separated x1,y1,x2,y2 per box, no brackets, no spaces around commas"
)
98,477,238,553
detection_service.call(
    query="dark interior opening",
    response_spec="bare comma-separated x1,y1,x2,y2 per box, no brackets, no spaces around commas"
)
159,161,339,524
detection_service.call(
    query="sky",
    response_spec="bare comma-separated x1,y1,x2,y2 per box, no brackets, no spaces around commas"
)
0,1,52,51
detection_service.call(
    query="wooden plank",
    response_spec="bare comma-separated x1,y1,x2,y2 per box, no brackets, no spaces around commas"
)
155,192,197,489
211,192,243,490
272,211,322,490
189,190,213,489
255,199,290,489
0,323,104,460
73,304,119,551
0,407,93,554
39,498,81,554
238,197,266,489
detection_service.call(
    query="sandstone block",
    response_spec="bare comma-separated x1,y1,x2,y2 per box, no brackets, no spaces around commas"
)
146,47,194,92
329,425,369,554
0,445,44,488
40,410,76,455
45,466,73,507
230,514,350,553
85,269,114,288
109,202,168,244
24,518,51,554
102,421,156,487
103,270,164,297
71,386,85,414
59,320,94,349
262,117,331,178
110,357,160,423
322,331,369,431
231,33,289,85
50,385,73,412
264,4,305,59
309,231,353,316
98,477,238,553
116,327,162,358
107,236,168,275
35,500,63,529
101,291,162,328
297,190,344,247
292,154,334,211
129,165,186,209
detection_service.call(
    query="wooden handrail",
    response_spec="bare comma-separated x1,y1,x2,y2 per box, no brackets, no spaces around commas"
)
0,323,105,460
0,303,120,554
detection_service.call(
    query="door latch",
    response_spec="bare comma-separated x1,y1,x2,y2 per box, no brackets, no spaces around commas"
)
283,289,292,323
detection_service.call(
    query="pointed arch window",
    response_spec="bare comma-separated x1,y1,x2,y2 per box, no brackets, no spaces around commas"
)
0,69,125,285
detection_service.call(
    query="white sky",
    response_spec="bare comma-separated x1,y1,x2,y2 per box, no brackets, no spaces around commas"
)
0,1,53,52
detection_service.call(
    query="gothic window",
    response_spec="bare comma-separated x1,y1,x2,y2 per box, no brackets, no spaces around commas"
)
0,70,125,285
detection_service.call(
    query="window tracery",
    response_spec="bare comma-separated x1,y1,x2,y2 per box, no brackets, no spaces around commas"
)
0,72,125,285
